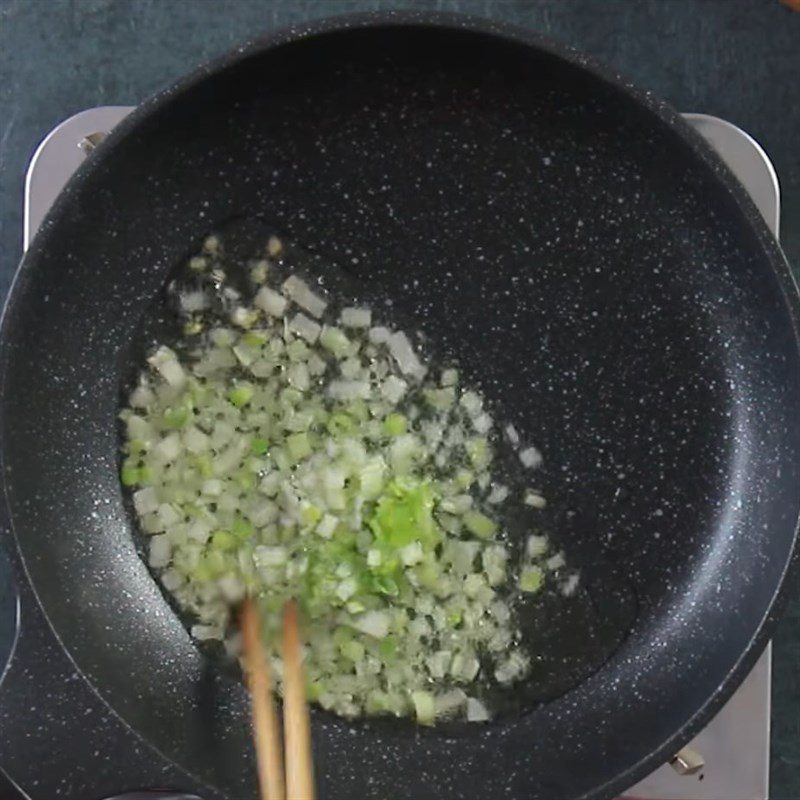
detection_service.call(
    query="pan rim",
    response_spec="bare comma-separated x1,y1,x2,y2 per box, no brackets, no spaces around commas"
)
2,10,799,800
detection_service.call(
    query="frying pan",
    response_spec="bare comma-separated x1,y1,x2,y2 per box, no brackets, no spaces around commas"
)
1,12,799,800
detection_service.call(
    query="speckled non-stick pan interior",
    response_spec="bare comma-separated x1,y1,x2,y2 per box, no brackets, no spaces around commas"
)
2,15,799,800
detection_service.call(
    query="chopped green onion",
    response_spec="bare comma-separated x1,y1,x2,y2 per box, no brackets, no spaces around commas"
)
227,382,255,408
463,510,497,539
519,565,544,593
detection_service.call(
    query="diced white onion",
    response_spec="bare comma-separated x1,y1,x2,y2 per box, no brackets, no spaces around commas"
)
328,380,371,401
368,326,390,344
147,346,186,388
466,697,490,722
504,423,520,446
519,446,543,469
282,275,327,318
560,572,580,597
524,491,546,509
340,307,372,328
486,484,509,505
179,289,209,314
289,312,321,343
380,375,408,404
546,551,566,571
254,286,288,317
387,332,425,379
133,487,159,515
472,412,492,435
191,624,223,641
352,610,390,639
526,535,548,559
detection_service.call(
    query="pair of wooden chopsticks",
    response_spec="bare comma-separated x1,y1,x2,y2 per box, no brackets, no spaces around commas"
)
240,597,315,800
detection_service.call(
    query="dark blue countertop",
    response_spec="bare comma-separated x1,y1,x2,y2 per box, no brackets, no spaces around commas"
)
0,1,798,797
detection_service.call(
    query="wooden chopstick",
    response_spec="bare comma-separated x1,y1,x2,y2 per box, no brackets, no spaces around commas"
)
241,597,315,800
282,598,315,800
241,597,285,800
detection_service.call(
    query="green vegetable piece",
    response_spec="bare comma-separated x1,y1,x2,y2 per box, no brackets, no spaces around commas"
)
287,432,312,462
379,636,398,660
411,690,436,725
320,325,350,356
519,565,545,593
306,681,322,702
237,472,257,492
191,560,215,582
120,462,140,487
210,530,237,551
369,479,440,549
227,382,255,408
286,339,309,361
466,437,490,469
251,437,269,456
341,639,365,662
383,413,408,437
193,550,227,581
231,516,254,541
183,319,204,336
447,609,463,627
423,387,455,410
128,438,146,455
193,453,213,478
372,573,399,597
163,405,190,429
332,626,354,647
415,560,441,591
326,412,354,437
455,469,474,491
187,379,210,406
300,503,322,527
463,510,497,539
241,331,267,347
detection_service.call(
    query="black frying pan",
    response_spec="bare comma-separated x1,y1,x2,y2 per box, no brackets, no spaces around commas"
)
1,13,798,800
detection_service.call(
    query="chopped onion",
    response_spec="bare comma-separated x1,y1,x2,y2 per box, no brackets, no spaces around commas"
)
282,275,327,318
289,313,321,343
387,332,425,379
524,491,546,509
179,289,209,314
133,487,158,515
472,412,492,435
560,572,580,597
340,307,372,328
147,346,186,388
380,375,408,404
328,380,371,401
519,446,543,469
368,326,390,344
526,535,548,559
352,610,390,639
504,423,520,447
486,484,509,505
466,697,490,722
122,243,572,727
546,551,566,572
254,286,288,317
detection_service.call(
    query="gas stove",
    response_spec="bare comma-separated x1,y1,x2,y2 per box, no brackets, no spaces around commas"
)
0,107,779,800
